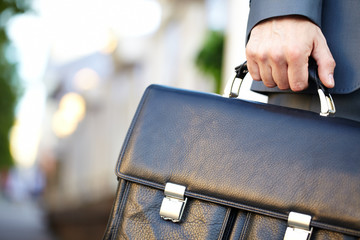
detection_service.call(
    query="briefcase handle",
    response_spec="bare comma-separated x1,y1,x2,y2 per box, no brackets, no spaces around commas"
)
223,60,336,117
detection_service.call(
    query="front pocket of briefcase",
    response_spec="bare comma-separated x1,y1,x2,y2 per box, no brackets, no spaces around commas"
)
112,181,232,240
227,210,359,240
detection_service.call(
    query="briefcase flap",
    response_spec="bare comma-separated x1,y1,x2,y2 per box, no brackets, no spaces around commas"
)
116,85,360,236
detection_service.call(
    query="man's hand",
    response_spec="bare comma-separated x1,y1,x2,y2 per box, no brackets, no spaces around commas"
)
246,16,336,91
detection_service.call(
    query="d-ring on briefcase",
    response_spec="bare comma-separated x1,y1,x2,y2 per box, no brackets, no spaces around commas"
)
103,62,360,240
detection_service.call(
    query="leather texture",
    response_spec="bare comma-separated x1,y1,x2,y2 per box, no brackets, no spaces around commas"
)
104,85,360,239
104,181,359,239
247,0,360,94
104,180,232,240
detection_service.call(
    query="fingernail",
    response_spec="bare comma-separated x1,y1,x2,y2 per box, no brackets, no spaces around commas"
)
328,74,334,87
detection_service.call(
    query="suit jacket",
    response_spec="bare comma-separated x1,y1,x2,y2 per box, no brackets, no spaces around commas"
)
247,0,360,94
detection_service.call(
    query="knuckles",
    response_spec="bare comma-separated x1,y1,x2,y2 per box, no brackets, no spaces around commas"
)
264,82,277,88
290,81,308,92
285,47,302,62
277,82,290,90
246,42,312,92
247,45,286,65
327,58,336,69
269,50,285,64
245,46,257,59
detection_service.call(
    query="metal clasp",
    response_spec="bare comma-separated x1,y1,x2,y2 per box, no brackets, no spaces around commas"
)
284,212,313,240
318,89,336,116
223,62,248,98
160,183,187,222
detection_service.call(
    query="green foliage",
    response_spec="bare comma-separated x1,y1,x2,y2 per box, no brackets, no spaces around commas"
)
0,0,30,170
195,31,225,94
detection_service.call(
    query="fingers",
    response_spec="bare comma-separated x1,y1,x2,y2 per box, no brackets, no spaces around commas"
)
247,47,292,90
286,49,309,91
246,46,277,88
287,61,309,92
270,56,289,90
312,34,336,88
246,34,307,91
246,16,336,92
246,59,261,81
258,62,276,88
247,54,309,92
247,58,277,88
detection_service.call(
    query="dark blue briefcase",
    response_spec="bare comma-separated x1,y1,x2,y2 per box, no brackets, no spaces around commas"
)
103,62,360,239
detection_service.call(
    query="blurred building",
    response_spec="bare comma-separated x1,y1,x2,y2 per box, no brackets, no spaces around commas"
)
38,0,219,239
42,0,213,206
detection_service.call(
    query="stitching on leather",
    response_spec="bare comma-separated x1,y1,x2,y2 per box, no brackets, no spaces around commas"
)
116,173,284,219
110,181,126,239
104,180,125,239
239,212,252,240
115,173,360,237
111,181,131,240
311,222,360,237
218,208,232,240
187,191,286,220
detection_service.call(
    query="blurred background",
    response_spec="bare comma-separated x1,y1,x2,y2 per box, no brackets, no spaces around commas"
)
0,0,266,239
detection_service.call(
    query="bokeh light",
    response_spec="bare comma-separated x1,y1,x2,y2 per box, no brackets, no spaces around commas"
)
73,68,100,91
10,121,42,168
52,93,86,138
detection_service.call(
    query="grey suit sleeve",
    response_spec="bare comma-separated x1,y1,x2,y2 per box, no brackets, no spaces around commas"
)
246,0,323,42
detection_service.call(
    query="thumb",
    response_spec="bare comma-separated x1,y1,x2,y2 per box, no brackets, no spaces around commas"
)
311,37,336,88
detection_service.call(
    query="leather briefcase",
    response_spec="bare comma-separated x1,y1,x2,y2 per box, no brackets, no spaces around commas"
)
103,62,360,239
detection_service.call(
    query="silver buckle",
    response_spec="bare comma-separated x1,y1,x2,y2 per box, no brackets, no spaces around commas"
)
318,89,336,116
160,183,187,222
284,212,313,240
223,74,245,98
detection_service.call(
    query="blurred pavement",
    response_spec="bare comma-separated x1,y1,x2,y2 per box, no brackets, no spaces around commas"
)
0,193,55,240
